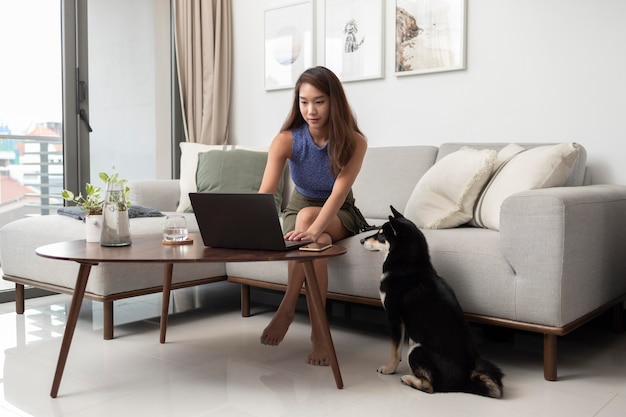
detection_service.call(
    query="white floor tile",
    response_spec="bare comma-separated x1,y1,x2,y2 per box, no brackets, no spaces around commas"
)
1,286,625,417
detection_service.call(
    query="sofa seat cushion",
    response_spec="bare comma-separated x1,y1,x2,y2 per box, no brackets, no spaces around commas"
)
422,227,517,320
0,214,225,296
226,218,388,300
226,223,518,320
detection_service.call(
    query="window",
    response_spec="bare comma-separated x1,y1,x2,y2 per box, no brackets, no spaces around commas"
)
0,0,63,300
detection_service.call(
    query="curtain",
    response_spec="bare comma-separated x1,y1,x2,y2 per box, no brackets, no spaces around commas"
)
173,0,232,145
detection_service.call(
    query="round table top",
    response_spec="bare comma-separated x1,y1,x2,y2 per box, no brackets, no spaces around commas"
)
35,233,347,264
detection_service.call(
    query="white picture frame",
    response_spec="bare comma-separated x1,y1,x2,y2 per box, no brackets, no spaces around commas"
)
395,0,467,76
324,0,384,82
264,1,315,90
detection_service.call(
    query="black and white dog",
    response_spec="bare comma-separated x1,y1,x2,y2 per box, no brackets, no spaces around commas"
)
361,206,504,398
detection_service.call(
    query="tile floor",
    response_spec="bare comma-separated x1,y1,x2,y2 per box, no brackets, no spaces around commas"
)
0,282,625,417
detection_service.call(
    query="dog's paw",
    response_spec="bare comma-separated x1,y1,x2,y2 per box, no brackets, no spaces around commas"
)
401,375,434,393
377,361,399,374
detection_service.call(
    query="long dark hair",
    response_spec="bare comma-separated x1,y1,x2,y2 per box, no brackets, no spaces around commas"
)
281,66,363,176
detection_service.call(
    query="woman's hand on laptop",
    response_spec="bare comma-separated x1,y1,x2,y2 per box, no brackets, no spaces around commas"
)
284,230,314,242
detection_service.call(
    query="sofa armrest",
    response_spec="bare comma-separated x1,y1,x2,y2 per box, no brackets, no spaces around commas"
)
500,184,626,327
128,180,180,212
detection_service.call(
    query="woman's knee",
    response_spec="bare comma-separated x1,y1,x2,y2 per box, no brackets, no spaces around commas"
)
317,233,332,245
295,207,321,229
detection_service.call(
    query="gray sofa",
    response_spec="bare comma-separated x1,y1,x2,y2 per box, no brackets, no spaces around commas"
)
2,143,626,382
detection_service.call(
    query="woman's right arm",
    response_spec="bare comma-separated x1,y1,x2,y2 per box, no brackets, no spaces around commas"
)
258,131,292,194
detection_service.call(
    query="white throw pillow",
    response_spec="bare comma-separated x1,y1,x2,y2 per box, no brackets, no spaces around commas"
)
405,147,497,229
472,143,580,230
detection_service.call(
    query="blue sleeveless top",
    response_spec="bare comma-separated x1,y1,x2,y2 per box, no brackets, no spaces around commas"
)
289,124,335,199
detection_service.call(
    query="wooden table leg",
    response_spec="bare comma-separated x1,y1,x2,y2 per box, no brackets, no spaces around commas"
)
50,262,93,398
300,260,344,389
160,263,174,344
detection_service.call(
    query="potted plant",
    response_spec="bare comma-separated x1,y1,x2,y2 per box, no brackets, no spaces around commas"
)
61,181,103,216
61,172,130,243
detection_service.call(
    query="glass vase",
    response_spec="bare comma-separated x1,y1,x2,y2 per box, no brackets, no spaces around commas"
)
100,180,131,246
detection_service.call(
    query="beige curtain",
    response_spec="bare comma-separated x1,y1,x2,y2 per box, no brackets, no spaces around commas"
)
174,0,232,145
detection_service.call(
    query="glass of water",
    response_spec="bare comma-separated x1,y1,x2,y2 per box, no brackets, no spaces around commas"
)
163,215,188,242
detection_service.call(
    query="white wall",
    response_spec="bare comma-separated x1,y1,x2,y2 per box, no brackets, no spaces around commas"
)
231,0,626,185
89,0,171,181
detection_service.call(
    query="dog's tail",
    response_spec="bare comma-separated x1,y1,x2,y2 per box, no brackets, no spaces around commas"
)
467,358,504,399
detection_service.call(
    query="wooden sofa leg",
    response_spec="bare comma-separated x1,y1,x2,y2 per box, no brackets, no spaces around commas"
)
544,334,557,381
241,284,251,317
15,283,25,314
103,301,114,340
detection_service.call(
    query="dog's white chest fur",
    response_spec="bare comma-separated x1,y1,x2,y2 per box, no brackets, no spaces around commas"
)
379,271,389,304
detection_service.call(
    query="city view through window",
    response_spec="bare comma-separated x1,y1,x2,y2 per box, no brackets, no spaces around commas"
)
0,1,63,224
0,0,62,291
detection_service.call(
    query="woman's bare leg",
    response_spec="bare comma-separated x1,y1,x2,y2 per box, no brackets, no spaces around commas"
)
261,206,348,366
305,256,330,365
260,261,305,346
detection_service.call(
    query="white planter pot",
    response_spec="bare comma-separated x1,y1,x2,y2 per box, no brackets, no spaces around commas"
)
85,214,103,243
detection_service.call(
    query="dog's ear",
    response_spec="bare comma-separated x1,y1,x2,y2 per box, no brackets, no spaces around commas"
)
390,205,404,219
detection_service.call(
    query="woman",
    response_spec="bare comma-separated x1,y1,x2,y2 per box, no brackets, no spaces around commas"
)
258,66,369,366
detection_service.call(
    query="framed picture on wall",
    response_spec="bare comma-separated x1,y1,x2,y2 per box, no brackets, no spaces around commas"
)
395,0,467,76
324,0,384,82
264,1,314,90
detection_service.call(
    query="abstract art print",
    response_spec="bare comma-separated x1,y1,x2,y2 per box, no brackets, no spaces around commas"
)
264,1,314,90
324,0,383,82
395,0,466,76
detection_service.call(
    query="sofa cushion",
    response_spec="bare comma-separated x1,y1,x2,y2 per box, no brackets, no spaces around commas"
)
188,149,284,213
0,213,226,296
422,227,517,319
352,146,439,221
404,147,496,229
438,142,588,187
177,142,236,212
472,143,581,230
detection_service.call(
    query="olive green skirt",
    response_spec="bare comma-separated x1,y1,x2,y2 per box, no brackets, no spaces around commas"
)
282,188,372,236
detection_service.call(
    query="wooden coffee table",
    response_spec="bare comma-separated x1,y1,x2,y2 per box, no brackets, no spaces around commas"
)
35,233,347,398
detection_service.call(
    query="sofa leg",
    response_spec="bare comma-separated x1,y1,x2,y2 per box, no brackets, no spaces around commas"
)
543,334,557,381
103,301,114,340
241,284,251,317
15,283,25,314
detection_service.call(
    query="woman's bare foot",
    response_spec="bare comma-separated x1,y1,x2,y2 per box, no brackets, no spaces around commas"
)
260,312,294,346
306,338,331,366
306,349,331,366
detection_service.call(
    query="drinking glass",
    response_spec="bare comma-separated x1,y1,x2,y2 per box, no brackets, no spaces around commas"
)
163,215,188,242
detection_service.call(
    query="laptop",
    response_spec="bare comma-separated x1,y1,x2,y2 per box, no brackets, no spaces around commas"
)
189,192,313,251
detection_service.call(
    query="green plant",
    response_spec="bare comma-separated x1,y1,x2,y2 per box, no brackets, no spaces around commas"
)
100,172,131,211
61,172,130,215
61,182,103,215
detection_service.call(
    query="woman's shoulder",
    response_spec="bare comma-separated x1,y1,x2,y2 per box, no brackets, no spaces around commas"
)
348,131,367,163
352,131,367,150
275,130,293,144
269,130,293,157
